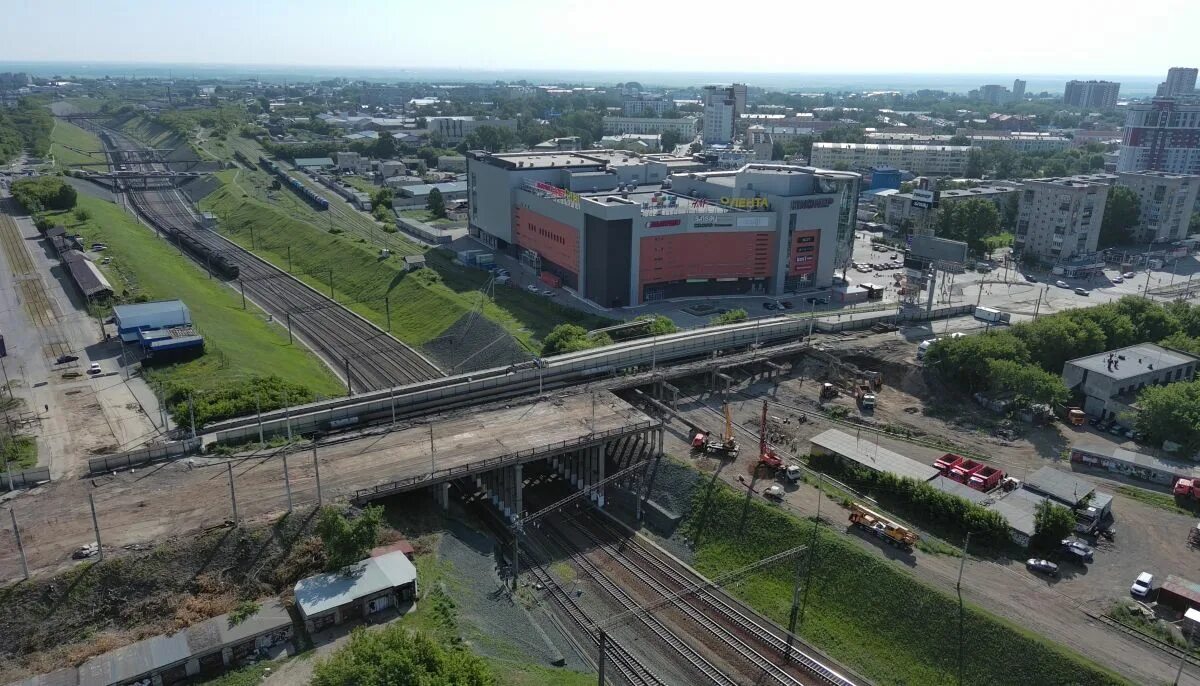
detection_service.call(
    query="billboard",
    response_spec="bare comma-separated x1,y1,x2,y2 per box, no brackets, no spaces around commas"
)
910,189,938,210
910,235,968,264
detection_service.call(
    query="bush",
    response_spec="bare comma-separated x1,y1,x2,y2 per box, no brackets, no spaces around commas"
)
158,375,315,427
317,505,384,570
311,624,494,686
10,176,77,211
541,323,612,355
711,308,748,325
74,208,91,222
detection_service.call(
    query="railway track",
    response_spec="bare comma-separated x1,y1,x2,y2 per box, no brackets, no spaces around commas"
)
0,211,71,360
574,512,856,686
85,121,443,392
1090,611,1200,668
533,523,734,685
520,544,667,686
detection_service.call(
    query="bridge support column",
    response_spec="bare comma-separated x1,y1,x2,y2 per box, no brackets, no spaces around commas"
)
434,482,450,510
512,464,523,522
594,445,605,507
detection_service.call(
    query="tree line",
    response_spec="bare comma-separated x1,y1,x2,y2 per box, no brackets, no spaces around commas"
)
0,99,53,164
925,296,1200,450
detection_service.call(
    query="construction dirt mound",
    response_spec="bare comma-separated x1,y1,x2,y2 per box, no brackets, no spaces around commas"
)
421,312,532,373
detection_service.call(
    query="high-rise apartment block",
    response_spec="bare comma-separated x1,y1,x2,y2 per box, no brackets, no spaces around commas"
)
1064,80,1120,110
1118,98,1200,175
1116,171,1199,242
1014,177,1109,263
702,85,737,144
1156,67,1198,97
1012,79,1026,102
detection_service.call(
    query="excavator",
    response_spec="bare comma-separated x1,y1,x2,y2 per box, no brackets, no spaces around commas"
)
691,403,739,457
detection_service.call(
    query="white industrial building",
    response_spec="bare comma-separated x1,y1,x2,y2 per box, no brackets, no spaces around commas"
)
603,116,699,137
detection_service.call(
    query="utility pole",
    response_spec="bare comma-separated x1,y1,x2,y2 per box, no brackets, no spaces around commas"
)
255,392,264,443
597,629,607,686
975,280,984,307
385,295,391,331
957,531,972,686
227,463,239,526
1033,286,1045,319
10,509,28,580
188,393,196,440
282,451,293,512
808,297,817,337
429,423,436,476
798,472,823,629
286,312,292,344
328,268,334,299
239,280,246,310
88,493,103,561
511,528,521,591
1173,620,1194,685
344,357,352,396
313,441,323,507
390,387,396,427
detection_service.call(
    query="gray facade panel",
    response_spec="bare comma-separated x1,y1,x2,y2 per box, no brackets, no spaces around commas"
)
585,216,632,307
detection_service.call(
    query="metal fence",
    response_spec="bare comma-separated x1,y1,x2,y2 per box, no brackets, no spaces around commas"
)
814,305,975,333
0,466,50,491
87,438,203,475
353,420,656,503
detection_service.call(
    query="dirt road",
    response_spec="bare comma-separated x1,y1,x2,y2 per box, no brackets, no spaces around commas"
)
665,388,1199,686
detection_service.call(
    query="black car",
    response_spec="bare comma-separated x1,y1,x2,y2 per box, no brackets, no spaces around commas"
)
763,302,778,310
1024,274,1037,282
56,354,79,364
1061,538,1095,563
1026,558,1060,578
780,300,794,309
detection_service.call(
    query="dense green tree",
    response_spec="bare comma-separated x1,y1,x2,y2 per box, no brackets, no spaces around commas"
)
462,125,514,153
371,131,398,159
924,332,1030,392
933,198,1001,255
1191,212,1200,235
426,187,446,218
1134,380,1200,452
634,314,678,335
311,625,495,686
986,359,1069,407
949,134,971,147
660,128,682,153
1033,500,1076,545
1099,186,1140,248
770,141,785,161
317,505,384,570
1064,304,1136,350
965,149,985,178
10,177,76,211
1113,295,1180,342
1012,315,1107,373
1159,331,1200,356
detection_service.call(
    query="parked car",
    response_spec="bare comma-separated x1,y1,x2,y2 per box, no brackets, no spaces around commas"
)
56,354,79,364
90,243,107,252
763,301,778,310
1060,537,1094,563
87,363,102,375
763,484,785,501
1024,274,1037,282
1112,276,1124,284
1074,287,1089,296
525,284,539,293
1130,572,1154,598
1026,558,1060,578
1056,280,1069,288
779,300,794,309
1123,271,1136,279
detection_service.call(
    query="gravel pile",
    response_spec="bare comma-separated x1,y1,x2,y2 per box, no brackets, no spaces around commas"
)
438,520,590,672
421,312,532,372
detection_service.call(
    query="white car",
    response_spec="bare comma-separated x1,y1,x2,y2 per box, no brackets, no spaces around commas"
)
87,362,102,375
1122,271,1136,279
1131,572,1154,598
1055,280,1069,288
525,284,539,293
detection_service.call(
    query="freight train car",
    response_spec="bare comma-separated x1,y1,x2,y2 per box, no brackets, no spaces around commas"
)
163,227,240,279
259,156,329,209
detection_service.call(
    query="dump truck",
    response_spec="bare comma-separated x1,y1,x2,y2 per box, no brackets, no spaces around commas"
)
848,502,918,550
855,380,877,411
949,459,984,483
1173,477,1200,501
933,453,965,474
968,465,1005,492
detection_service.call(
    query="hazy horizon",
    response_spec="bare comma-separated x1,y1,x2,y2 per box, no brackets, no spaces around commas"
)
1,0,1194,94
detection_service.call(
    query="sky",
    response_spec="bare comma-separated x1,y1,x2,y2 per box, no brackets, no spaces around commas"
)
1,0,1195,77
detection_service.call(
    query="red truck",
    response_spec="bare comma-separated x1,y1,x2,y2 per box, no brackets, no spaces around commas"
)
949,459,984,483
1173,477,1200,500
933,453,964,474
968,465,1005,492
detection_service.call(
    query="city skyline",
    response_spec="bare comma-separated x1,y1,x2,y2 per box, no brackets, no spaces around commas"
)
2,0,1197,77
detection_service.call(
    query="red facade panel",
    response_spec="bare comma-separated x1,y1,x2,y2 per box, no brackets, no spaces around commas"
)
638,232,774,288
514,207,580,277
788,230,820,276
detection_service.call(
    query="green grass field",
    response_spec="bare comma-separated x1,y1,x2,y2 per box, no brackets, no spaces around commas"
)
43,196,344,401
398,207,459,228
198,181,612,349
48,119,104,170
1,436,38,471
683,483,1130,686
1115,484,1198,516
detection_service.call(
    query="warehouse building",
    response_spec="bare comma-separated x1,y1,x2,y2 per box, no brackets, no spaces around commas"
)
294,550,418,634
1061,343,1198,425
808,429,939,482
1069,442,1200,486
60,251,112,300
113,300,192,343
393,181,469,208
467,150,859,306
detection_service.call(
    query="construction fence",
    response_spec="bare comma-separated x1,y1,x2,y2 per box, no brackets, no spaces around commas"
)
87,438,204,475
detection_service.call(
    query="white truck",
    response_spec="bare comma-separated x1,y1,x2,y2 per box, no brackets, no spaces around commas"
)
916,338,940,360
974,306,1010,324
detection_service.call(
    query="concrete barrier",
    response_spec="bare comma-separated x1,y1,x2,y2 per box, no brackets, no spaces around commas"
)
0,466,50,490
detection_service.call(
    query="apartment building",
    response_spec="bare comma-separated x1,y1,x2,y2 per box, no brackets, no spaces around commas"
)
880,185,1021,230
428,116,517,144
1157,67,1197,97
746,125,817,146
1117,170,1199,242
810,142,972,176
702,85,737,144
1118,98,1200,175
602,116,700,137
1014,177,1109,262
1064,80,1120,110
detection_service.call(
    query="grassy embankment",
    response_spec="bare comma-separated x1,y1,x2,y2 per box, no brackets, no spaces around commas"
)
1115,484,1199,515
198,181,612,350
42,195,344,402
47,119,104,170
683,482,1131,686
